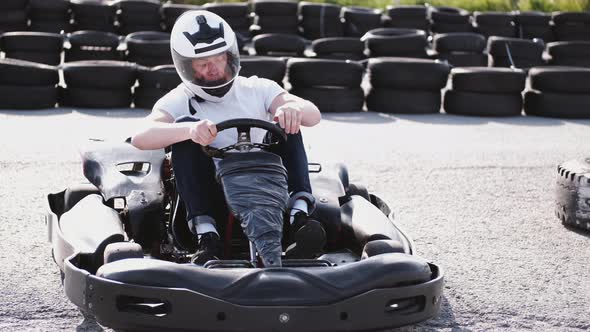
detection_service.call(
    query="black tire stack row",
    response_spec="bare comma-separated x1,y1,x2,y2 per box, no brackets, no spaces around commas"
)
134,64,181,109
0,58,59,109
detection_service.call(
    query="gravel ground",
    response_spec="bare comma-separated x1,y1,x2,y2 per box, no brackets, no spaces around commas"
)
0,108,589,332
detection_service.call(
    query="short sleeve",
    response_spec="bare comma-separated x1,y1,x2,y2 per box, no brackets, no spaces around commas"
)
256,77,285,113
152,84,190,120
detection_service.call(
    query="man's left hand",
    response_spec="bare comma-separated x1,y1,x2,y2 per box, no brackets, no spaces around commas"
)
274,104,304,134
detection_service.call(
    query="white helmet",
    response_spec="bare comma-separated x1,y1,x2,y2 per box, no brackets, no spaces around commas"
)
170,10,240,102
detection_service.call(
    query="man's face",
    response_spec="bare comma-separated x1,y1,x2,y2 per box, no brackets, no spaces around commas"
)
191,52,230,86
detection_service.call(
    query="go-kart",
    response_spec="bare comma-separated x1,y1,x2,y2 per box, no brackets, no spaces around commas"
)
45,118,443,332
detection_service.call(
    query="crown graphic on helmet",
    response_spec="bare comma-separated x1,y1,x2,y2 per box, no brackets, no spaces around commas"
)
183,15,226,54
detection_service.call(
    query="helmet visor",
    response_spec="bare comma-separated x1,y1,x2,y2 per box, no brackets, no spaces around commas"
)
172,41,240,89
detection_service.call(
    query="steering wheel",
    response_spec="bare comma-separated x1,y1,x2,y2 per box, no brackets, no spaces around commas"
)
201,118,287,158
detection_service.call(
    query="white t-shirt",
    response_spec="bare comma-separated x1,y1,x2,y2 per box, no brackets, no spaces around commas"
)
154,76,285,149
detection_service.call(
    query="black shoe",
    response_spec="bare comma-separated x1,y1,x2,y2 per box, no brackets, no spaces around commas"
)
285,213,326,259
190,232,221,265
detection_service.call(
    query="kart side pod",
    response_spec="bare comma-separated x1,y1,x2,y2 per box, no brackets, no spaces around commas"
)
47,193,125,273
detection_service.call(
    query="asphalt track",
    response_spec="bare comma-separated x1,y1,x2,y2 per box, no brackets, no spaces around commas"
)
0,108,588,332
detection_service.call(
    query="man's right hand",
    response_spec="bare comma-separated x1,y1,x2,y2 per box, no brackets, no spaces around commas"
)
189,119,217,146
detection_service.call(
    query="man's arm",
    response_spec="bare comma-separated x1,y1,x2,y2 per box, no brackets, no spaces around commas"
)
269,92,321,134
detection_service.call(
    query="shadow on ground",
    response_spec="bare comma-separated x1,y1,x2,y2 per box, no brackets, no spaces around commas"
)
0,108,149,119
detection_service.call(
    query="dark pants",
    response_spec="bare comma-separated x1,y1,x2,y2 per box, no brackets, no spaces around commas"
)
171,117,312,224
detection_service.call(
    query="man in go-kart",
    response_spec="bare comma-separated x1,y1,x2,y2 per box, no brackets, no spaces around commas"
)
131,10,325,266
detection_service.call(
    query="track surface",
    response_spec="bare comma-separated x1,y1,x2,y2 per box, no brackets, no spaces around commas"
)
0,109,588,332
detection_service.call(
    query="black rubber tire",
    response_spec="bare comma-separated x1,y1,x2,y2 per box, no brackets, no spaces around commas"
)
342,7,383,37
489,55,545,69
287,58,364,88
444,90,523,117
436,52,488,67
514,11,550,25
528,66,590,93
362,28,428,58
133,86,168,109
0,85,58,109
65,49,122,62
252,0,298,16
386,5,427,18
366,88,441,114
475,24,516,38
524,90,590,119
162,3,199,30
430,7,471,24
311,37,364,55
518,25,554,41
252,33,306,56
450,67,526,93
63,61,137,89
367,57,450,90
382,17,429,31
433,32,486,53
431,22,474,33
301,18,345,39
553,24,590,42
3,51,62,66
0,58,59,86
70,1,117,32
103,242,144,264
29,20,71,34
126,31,170,57
0,32,64,52
299,2,341,17
547,41,590,58
0,10,27,32
59,86,133,108
64,183,101,213
289,87,364,113
487,36,545,58
68,30,120,48
136,64,180,90
473,11,514,26
552,11,590,25
555,158,590,231
239,56,286,85
0,0,27,10
254,15,299,31
203,3,249,18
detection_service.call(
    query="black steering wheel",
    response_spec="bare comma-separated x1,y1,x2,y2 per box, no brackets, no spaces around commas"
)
202,118,287,158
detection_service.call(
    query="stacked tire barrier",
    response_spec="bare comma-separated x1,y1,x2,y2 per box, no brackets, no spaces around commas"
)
514,11,553,42
28,0,71,33
250,0,299,35
252,33,305,57
524,66,590,118
125,31,171,66
0,59,59,109
240,56,286,86
60,60,137,108
162,3,199,32
70,0,117,33
384,5,429,31
547,41,590,67
287,58,364,113
555,158,590,231
299,2,344,40
444,67,526,116
487,36,545,69
551,12,590,41
341,7,382,37
134,64,180,109
429,6,473,33
432,32,487,67
473,11,515,38
203,2,251,49
0,0,27,32
366,58,450,114
65,30,121,62
362,28,428,58
0,32,64,66
113,0,163,35
311,37,365,60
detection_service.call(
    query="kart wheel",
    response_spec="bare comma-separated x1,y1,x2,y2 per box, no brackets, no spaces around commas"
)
555,158,590,231
104,242,143,264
